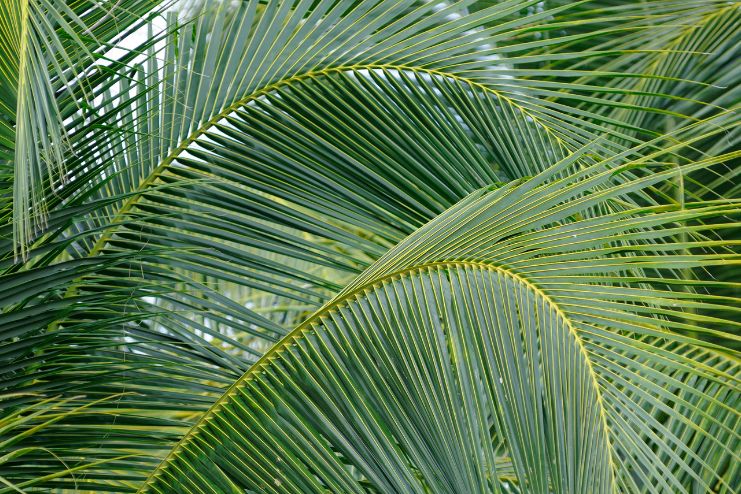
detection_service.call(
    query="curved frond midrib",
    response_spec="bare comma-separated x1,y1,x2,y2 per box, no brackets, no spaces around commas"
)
87,64,569,259
140,259,617,492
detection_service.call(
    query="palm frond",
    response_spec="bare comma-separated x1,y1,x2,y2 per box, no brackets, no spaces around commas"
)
141,143,740,493
0,1,738,491
0,0,168,258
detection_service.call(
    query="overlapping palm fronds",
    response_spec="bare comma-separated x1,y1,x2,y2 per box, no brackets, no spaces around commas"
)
0,1,738,492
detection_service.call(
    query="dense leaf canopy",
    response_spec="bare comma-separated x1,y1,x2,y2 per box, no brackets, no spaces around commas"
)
0,1,738,493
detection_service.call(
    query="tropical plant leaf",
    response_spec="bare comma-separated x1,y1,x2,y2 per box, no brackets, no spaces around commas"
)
1,1,739,491
0,0,169,258
141,147,740,493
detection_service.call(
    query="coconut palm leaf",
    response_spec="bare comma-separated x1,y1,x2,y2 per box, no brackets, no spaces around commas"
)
0,0,170,258
141,148,740,493
0,0,739,492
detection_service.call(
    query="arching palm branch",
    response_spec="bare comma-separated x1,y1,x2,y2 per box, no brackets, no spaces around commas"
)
0,1,738,492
